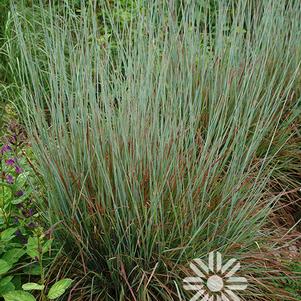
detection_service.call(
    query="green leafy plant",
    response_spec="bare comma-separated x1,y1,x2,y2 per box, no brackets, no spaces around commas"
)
0,122,73,301
272,262,301,300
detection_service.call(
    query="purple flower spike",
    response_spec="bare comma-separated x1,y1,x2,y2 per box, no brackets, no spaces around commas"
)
15,190,24,197
15,166,23,174
15,229,28,244
20,236,28,245
22,208,35,217
27,222,36,229
6,175,14,184
1,144,11,154
5,158,15,166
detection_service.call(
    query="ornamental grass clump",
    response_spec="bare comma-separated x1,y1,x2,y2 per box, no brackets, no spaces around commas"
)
8,0,301,300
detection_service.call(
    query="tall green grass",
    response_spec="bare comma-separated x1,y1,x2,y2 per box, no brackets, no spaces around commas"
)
8,0,301,300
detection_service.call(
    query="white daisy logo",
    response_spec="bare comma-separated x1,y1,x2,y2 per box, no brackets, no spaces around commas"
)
183,251,248,301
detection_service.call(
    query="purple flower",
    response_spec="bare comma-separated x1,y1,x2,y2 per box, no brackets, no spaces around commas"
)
20,236,28,245
15,229,22,237
6,175,14,184
1,144,11,154
15,190,24,197
5,158,15,166
15,229,27,244
15,166,23,174
13,217,19,224
22,208,35,217
27,222,36,229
